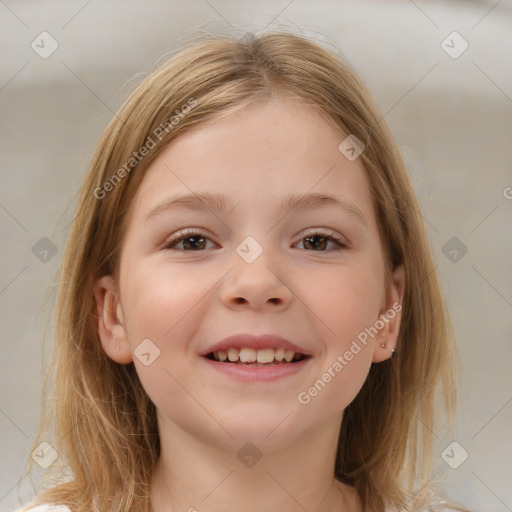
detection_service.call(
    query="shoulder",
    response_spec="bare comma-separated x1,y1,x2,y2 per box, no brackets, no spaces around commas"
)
14,505,72,512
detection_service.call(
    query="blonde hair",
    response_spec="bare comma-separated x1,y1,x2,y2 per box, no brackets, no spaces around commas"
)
19,30,467,512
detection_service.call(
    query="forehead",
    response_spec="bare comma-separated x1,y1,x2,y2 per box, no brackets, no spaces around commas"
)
127,96,376,228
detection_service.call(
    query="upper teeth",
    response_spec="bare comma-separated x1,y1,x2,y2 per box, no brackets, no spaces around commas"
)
213,347,300,363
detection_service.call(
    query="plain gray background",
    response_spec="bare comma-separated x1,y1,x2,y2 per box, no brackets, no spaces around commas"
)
1,1,511,511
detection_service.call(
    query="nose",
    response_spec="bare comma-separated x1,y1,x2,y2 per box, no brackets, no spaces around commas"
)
220,241,294,311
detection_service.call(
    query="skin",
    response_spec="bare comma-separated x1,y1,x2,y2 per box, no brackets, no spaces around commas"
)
94,93,405,512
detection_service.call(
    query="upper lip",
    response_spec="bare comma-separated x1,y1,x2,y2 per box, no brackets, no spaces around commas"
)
201,334,312,357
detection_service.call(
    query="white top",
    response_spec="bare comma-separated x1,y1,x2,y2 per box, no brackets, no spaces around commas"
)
15,500,463,512
15,506,71,512
15,502,463,512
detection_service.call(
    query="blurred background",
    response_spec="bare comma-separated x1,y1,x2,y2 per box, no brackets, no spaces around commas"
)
1,0,511,510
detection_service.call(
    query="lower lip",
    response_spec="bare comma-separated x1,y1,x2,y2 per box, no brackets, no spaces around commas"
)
201,356,311,382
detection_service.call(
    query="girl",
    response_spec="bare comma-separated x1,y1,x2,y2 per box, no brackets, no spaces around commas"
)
16,31,469,512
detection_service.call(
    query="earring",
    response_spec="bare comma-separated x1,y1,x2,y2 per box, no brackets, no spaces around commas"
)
381,342,396,357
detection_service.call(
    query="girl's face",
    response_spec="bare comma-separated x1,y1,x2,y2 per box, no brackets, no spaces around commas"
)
95,95,404,450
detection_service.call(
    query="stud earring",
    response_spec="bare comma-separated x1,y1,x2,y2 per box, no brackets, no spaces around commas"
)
381,342,396,357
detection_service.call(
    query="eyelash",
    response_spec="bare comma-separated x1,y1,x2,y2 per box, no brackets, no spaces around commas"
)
163,228,348,251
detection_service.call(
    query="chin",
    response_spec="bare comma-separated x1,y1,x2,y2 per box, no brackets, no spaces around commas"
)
217,410,306,447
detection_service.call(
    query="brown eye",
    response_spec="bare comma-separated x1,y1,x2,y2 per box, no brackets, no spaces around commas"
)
164,230,214,251
303,235,329,250
177,235,207,250
296,230,347,251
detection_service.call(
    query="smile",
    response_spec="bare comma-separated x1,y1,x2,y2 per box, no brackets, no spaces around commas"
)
202,349,312,382
206,347,308,365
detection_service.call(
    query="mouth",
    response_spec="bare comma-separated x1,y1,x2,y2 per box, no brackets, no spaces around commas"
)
200,334,313,380
203,347,311,366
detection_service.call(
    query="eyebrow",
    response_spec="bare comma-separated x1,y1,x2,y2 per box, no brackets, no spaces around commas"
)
143,191,367,226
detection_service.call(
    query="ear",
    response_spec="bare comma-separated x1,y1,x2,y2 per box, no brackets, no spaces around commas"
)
372,264,405,363
93,275,133,364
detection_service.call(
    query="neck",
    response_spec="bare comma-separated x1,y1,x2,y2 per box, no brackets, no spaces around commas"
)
150,410,357,512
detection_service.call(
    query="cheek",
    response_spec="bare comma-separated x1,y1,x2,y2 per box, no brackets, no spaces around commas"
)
120,258,221,368
122,262,211,341
296,259,383,340
120,264,209,417
292,261,381,410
